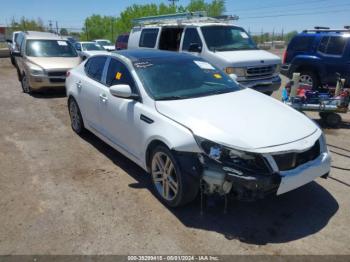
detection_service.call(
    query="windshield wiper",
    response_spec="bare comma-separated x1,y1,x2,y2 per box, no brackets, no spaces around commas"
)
156,95,187,101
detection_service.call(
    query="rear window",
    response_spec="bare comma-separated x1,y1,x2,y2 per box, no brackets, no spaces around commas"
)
139,29,159,48
318,36,347,55
290,36,315,51
86,56,107,82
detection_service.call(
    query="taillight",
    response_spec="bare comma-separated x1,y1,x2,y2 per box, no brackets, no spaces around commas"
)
282,50,288,64
66,71,71,77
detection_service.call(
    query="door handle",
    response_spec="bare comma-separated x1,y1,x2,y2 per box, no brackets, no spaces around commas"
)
76,81,82,90
99,94,108,103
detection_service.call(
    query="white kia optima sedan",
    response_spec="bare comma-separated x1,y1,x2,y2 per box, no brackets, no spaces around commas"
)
66,50,331,207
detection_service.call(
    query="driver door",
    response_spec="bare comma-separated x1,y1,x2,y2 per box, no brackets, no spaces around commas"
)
98,58,143,161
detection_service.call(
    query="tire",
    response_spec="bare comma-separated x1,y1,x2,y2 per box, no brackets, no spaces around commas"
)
10,55,16,66
150,145,199,207
299,70,320,90
20,73,32,94
68,98,86,135
320,112,342,128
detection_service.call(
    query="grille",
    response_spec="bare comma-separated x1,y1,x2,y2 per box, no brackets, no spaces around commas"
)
273,140,320,171
48,71,66,77
49,78,65,83
246,65,274,78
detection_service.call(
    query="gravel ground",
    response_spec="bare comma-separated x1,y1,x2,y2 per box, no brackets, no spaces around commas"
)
0,57,349,255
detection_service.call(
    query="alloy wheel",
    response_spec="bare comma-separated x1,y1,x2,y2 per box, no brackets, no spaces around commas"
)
69,100,81,132
299,74,313,86
151,152,179,201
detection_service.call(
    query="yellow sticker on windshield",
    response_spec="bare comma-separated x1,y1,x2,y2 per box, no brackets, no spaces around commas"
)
213,73,222,79
115,72,122,80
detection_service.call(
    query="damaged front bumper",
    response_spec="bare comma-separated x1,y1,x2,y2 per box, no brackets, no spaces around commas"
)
175,149,331,202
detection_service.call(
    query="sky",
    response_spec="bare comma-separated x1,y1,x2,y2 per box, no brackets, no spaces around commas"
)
0,0,349,34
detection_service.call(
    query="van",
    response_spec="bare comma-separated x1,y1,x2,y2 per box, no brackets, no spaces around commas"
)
13,31,81,94
128,12,282,95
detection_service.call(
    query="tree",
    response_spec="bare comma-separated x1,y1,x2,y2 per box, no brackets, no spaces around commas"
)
60,28,68,36
82,0,226,41
9,17,45,32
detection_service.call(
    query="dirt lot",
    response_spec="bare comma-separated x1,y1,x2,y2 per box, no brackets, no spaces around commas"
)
0,57,349,255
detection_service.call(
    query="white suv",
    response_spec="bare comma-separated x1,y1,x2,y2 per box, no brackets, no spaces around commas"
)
66,50,330,207
128,13,281,95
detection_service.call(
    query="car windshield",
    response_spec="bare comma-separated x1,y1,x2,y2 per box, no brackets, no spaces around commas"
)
26,40,78,57
97,40,111,46
201,26,257,51
82,43,104,51
134,56,242,100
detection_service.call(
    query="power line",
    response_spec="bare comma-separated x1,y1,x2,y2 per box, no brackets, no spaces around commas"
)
230,0,329,12
240,8,350,20
236,2,350,16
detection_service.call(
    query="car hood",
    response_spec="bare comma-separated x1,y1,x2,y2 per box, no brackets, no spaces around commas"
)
82,50,109,56
155,89,318,151
214,49,281,67
27,56,81,70
103,45,115,50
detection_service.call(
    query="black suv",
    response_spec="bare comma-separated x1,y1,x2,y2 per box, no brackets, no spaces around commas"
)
281,27,350,89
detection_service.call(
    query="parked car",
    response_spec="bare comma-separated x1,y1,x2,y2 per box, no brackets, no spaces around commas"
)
74,41,107,60
6,31,22,66
66,50,330,207
12,31,81,94
66,37,77,45
93,39,115,51
128,12,281,95
281,27,350,89
115,33,129,50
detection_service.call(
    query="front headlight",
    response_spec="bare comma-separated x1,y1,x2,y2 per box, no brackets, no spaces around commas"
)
225,67,245,77
28,63,45,76
194,136,269,173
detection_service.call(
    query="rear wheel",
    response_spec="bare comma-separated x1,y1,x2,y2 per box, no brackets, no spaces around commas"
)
68,98,85,134
150,145,198,207
299,70,320,89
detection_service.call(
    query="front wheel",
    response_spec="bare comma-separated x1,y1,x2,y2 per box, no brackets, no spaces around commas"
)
68,98,85,134
21,73,32,94
150,145,198,207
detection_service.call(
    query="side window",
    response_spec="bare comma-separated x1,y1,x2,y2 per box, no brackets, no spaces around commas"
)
182,28,202,51
290,36,314,51
106,59,136,91
86,56,107,82
139,29,159,48
318,36,329,53
326,36,346,55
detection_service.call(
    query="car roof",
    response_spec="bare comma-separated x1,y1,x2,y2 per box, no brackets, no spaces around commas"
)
112,49,196,62
136,22,238,28
298,31,350,37
25,31,67,40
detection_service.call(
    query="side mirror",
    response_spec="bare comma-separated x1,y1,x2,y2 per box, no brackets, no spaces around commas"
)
6,39,13,44
12,51,22,57
109,84,138,99
188,43,202,53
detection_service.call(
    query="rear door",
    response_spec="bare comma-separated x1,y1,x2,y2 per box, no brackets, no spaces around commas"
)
139,28,160,49
77,55,108,131
317,35,349,86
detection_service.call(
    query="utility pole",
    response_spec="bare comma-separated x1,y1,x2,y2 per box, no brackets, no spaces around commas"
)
168,0,179,8
49,20,53,32
56,21,59,34
85,20,89,40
